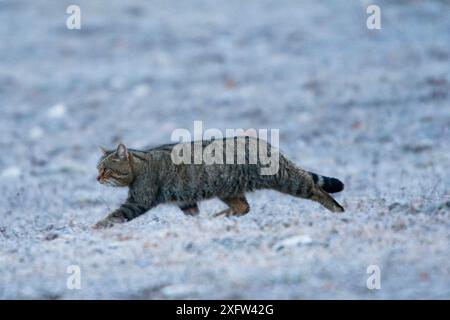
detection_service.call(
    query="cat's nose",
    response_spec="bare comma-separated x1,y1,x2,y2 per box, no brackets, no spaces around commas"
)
97,169,105,181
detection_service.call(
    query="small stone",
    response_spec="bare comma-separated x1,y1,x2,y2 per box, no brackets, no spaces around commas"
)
29,126,44,140
402,141,433,153
274,235,313,251
44,232,58,241
388,202,407,212
1,166,21,178
161,284,197,298
436,200,450,213
392,220,407,232
47,103,66,118
133,84,150,98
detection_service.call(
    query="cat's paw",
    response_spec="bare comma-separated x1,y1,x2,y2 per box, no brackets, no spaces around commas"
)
92,219,114,229
92,216,126,229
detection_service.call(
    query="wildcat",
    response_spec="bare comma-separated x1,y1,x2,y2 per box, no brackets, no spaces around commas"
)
93,136,344,229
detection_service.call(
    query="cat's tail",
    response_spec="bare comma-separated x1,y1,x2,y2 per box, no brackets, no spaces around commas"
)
311,186,345,213
308,171,344,193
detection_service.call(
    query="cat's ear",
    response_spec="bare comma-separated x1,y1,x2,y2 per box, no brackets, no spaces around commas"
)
98,146,108,155
116,143,128,160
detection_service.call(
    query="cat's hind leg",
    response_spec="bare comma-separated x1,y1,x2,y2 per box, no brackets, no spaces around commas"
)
179,202,200,216
213,195,250,217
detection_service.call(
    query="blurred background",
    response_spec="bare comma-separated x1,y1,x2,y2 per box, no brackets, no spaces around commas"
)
0,0,449,299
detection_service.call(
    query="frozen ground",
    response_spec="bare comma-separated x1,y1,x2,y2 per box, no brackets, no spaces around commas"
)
0,0,449,299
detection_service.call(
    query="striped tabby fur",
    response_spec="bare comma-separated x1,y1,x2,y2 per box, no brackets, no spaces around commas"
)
94,137,344,229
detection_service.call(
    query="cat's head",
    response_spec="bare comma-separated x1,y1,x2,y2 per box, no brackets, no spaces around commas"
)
96,143,134,187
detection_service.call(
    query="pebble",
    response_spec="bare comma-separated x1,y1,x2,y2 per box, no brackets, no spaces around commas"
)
274,235,313,251
161,284,198,298
46,103,66,119
29,126,44,140
0,166,21,179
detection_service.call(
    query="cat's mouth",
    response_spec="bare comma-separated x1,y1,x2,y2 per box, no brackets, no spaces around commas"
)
97,168,106,182
98,176,120,187
103,179,120,187
97,169,111,184
97,170,121,187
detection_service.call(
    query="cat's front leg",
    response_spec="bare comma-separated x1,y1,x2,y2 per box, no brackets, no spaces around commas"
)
92,213,126,229
92,201,151,229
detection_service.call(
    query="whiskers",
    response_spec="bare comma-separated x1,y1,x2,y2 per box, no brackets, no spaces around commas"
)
103,177,122,187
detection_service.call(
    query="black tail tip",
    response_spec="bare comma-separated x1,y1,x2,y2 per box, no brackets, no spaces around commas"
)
324,178,344,193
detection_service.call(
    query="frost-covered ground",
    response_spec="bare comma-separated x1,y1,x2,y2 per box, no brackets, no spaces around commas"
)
0,0,449,299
